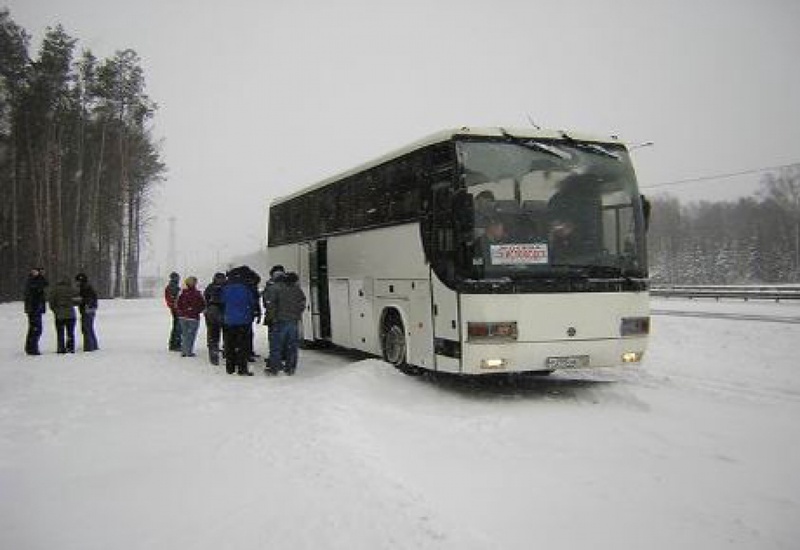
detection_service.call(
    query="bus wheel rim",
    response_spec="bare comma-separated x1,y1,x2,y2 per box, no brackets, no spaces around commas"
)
385,325,406,365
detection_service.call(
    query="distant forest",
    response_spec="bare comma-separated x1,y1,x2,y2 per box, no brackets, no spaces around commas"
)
648,165,800,285
0,9,165,301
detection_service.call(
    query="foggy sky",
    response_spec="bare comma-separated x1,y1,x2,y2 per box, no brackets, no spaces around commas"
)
7,0,800,276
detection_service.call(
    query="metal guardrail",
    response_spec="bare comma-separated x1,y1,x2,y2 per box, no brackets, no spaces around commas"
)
651,284,800,302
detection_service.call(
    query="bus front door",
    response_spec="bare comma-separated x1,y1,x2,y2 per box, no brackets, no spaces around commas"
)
307,240,331,342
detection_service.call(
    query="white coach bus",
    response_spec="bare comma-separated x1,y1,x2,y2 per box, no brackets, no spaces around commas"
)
267,127,650,375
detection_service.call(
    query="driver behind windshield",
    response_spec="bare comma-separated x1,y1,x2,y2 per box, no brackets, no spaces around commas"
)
546,174,602,263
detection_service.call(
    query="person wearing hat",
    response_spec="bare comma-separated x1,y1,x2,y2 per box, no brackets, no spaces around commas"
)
47,276,79,354
203,272,227,365
261,264,285,369
164,272,182,351
23,267,49,355
175,276,206,358
264,271,306,375
220,266,258,375
75,272,99,352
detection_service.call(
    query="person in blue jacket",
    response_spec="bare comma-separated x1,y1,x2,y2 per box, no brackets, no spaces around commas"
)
220,266,258,376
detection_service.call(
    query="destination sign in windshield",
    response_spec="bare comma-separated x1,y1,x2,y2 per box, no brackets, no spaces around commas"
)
490,243,549,265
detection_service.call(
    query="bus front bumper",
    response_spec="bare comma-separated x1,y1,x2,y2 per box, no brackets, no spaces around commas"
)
456,337,647,375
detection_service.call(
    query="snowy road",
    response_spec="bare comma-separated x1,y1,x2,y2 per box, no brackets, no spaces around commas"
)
1,297,799,549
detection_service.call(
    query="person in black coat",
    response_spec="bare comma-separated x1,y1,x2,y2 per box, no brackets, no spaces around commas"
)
264,272,306,375
240,265,262,362
203,272,226,365
23,267,49,355
75,273,99,352
48,277,79,354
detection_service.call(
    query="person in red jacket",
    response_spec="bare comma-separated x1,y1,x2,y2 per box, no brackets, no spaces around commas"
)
175,276,206,357
164,272,182,351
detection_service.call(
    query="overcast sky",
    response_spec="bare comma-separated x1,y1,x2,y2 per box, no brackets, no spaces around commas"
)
7,0,800,275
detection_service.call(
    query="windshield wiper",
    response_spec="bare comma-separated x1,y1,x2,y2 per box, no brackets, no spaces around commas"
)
499,128,571,160
520,140,571,159
560,132,621,160
581,143,620,160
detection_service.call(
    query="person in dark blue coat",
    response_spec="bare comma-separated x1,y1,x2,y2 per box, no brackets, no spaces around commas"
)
220,266,258,376
23,267,48,355
203,272,226,365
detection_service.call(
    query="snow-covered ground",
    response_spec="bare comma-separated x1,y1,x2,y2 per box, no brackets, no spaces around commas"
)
1,297,798,550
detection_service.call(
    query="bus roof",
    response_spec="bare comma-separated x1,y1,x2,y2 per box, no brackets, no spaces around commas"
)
270,126,625,206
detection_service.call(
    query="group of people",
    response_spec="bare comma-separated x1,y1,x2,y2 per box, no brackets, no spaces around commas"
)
22,263,305,377
164,264,306,377
23,267,99,355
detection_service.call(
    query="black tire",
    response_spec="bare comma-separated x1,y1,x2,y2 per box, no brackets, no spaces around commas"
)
381,312,422,376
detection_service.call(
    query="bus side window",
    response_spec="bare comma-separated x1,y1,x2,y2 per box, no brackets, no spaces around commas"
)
320,187,336,234
387,159,420,222
333,179,352,232
353,170,382,228
268,203,286,246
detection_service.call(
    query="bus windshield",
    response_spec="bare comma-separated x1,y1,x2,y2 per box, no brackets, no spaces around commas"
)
454,138,647,283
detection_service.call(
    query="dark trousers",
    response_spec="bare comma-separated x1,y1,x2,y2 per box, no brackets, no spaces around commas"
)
55,318,76,353
205,317,222,363
80,312,99,351
168,311,182,351
247,323,255,359
268,321,300,374
205,317,222,351
25,313,43,354
223,324,250,374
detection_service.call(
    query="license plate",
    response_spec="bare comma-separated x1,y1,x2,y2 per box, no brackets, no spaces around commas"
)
546,355,590,369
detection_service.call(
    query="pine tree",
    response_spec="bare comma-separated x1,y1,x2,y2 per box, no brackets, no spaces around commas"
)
0,8,31,298
0,11,166,301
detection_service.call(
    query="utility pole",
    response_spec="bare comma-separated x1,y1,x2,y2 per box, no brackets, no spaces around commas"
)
167,216,177,270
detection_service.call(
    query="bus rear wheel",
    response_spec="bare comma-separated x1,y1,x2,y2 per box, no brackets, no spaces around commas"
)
381,314,421,376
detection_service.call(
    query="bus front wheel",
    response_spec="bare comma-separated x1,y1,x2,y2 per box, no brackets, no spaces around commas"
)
381,314,421,375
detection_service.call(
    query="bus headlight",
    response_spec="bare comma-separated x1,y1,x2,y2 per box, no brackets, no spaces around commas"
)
621,351,644,363
621,317,650,337
467,321,518,342
480,358,508,370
